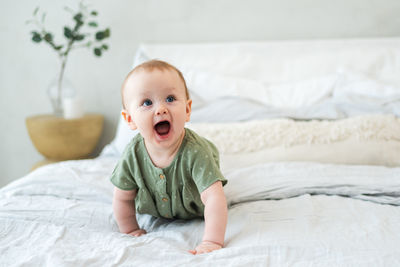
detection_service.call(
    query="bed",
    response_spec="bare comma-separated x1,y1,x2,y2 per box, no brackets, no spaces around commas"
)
2,38,400,266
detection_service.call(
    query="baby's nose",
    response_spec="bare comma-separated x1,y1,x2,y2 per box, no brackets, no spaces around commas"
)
156,104,168,115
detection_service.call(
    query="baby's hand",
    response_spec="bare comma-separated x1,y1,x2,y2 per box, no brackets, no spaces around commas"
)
189,240,222,255
127,229,146,237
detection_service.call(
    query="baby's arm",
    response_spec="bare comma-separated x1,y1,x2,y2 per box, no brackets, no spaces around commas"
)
189,181,227,254
112,187,146,237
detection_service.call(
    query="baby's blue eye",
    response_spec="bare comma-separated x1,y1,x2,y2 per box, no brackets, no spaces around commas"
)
143,99,152,106
166,96,175,103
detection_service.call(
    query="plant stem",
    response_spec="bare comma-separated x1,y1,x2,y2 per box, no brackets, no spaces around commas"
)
57,57,67,113
56,36,74,115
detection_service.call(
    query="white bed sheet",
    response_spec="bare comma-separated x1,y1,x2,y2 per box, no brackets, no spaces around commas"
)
1,158,399,266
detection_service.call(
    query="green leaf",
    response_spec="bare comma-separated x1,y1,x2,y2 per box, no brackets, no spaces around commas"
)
88,21,98,27
33,7,39,16
101,44,109,50
104,28,110,38
94,48,102,56
55,45,63,50
95,31,105,40
74,13,83,22
75,34,85,41
76,20,84,28
31,32,42,43
64,6,74,14
44,33,53,42
64,27,73,39
25,19,34,25
91,10,98,16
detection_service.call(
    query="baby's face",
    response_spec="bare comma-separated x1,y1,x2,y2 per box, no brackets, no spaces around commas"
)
123,69,192,150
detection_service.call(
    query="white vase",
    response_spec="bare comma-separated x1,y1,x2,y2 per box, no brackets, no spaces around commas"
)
63,97,85,119
47,76,76,117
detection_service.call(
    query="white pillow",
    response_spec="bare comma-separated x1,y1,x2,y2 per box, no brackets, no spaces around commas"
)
333,69,400,104
187,114,400,154
259,74,338,109
186,114,400,168
184,68,264,103
220,140,400,172
183,68,340,109
100,115,138,157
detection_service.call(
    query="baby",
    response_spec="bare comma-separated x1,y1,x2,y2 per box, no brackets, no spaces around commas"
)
110,59,228,255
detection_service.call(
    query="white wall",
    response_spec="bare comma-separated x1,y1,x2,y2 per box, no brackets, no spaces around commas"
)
1,0,399,187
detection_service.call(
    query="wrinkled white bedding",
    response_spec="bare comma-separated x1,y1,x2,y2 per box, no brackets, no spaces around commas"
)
1,158,400,266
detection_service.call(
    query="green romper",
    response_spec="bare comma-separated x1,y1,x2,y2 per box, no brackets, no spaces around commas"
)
110,128,227,220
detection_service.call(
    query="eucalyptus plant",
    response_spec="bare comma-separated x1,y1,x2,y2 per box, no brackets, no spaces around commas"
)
27,1,111,115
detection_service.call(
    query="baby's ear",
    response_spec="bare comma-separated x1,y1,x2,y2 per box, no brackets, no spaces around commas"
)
185,99,192,122
121,110,137,130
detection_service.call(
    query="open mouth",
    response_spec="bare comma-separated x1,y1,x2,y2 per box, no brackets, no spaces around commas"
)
154,120,170,136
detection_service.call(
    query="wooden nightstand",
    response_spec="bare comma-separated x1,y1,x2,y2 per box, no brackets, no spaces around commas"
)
26,113,104,170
